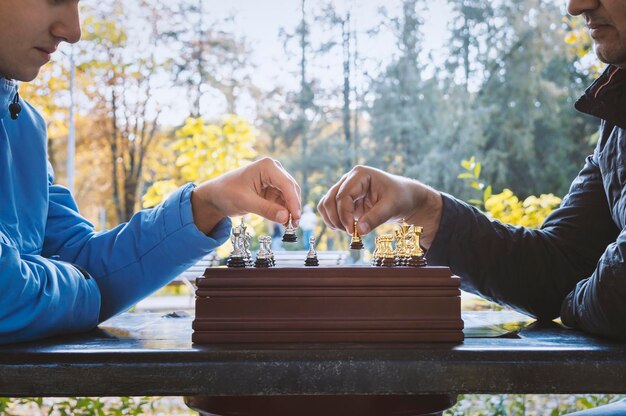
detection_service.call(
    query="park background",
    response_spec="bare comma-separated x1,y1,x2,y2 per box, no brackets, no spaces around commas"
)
3,0,623,414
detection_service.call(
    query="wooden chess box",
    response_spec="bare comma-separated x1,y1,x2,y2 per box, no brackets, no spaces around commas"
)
193,266,464,344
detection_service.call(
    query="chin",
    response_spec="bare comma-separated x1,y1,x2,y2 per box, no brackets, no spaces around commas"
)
594,45,626,67
7,66,42,82
17,71,41,83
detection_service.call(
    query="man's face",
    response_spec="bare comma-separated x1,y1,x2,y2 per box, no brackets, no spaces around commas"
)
568,0,626,68
0,0,81,82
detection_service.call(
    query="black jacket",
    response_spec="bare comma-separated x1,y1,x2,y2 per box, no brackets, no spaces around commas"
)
427,65,626,340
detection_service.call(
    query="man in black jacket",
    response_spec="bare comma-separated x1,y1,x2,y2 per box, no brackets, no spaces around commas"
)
320,1,626,412
319,0,626,343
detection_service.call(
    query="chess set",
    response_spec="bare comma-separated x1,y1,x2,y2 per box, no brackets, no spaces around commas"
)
192,217,463,344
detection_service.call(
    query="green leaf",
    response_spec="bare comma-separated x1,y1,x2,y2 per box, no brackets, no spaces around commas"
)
484,185,492,201
474,163,481,178
469,181,482,190
461,158,473,170
457,173,474,179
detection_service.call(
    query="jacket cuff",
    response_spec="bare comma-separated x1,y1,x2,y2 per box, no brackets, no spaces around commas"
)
427,193,463,265
162,183,232,255
560,290,576,328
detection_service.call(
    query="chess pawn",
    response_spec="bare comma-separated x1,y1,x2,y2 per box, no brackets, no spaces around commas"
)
350,220,364,250
304,236,319,267
254,235,272,268
263,236,276,267
227,227,247,268
371,236,383,266
282,214,298,243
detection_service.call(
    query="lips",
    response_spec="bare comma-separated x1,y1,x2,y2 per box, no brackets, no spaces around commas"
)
34,47,56,63
588,22,613,38
36,47,56,55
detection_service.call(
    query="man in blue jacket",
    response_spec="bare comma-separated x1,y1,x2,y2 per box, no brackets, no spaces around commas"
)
0,0,302,344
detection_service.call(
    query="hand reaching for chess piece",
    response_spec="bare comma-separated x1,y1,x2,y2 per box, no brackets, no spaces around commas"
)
317,165,442,250
191,158,302,235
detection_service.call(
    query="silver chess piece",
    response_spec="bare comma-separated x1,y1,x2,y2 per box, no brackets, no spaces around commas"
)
238,218,253,267
227,226,246,268
263,235,276,267
304,236,319,267
254,235,272,268
282,214,297,243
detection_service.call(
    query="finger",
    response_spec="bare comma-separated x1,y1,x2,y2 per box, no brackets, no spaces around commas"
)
319,175,348,230
259,159,302,223
242,192,292,223
317,193,334,229
356,200,397,236
335,172,370,234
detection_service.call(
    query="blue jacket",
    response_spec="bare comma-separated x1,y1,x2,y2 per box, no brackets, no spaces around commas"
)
0,78,231,344
428,65,626,340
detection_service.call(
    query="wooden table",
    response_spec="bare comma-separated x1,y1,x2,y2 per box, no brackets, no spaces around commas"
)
1,311,625,398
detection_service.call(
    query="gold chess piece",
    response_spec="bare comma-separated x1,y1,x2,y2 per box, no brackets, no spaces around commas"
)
393,219,412,266
350,220,364,250
406,225,427,267
372,234,395,267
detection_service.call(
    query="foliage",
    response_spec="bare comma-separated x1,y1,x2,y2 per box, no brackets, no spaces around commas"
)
72,2,173,224
459,157,561,228
142,115,258,208
1,394,624,415
445,394,624,415
156,0,257,116
0,396,185,416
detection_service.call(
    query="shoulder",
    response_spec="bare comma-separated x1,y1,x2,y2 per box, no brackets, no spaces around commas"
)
19,100,47,133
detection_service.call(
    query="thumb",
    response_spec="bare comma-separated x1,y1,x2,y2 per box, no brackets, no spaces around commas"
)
357,202,396,236
244,194,290,224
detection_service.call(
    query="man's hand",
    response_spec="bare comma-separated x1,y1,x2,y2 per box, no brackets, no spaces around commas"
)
317,165,443,249
191,158,302,235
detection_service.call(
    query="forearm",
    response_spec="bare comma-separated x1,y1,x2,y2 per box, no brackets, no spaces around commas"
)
427,194,607,320
0,239,100,344
561,232,626,340
43,183,231,321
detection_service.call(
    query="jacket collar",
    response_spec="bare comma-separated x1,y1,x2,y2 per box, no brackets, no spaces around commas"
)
0,77,18,121
575,65,626,131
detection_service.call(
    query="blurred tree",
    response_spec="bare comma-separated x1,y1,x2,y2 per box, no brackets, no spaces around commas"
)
158,0,259,117
142,115,258,208
466,0,597,197
367,0,456,184
76,1,172,223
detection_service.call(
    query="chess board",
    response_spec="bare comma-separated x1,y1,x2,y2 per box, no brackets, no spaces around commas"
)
192,266,463,344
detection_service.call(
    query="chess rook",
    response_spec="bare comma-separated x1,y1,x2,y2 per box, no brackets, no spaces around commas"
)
372,234,395,267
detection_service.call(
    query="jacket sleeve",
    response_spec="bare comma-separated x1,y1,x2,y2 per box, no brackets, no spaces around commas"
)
0,232,101,344
427,155,618,322
560,229,626,340
42,183,232,322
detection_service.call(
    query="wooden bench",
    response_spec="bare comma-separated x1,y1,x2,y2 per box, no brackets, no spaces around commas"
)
6,310,626,397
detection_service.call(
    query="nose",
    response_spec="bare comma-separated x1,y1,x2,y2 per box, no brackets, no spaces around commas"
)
567,0,600,16
50,1,82,44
